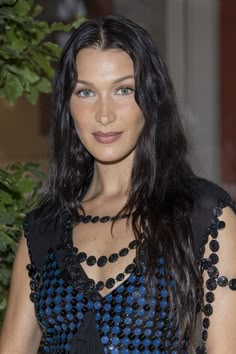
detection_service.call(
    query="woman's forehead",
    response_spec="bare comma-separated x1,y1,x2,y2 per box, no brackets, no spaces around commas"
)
75,48,135,81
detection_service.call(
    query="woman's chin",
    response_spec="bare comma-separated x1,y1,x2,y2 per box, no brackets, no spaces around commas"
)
93,150,135,165
94,156,126,165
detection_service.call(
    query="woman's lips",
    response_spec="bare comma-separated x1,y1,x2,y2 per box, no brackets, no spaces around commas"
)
93,131,123,144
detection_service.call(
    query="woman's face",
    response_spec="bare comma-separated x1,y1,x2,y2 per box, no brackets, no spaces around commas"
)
69,48,144,164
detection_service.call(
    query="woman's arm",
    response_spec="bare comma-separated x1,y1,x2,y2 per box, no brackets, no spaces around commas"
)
202,206,236,353
0,235,42,354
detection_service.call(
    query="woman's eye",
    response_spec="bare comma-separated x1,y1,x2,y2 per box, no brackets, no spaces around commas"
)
76,89,94,98
116,87,134,95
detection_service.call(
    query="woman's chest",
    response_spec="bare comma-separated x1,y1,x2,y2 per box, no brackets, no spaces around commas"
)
32,251,182,353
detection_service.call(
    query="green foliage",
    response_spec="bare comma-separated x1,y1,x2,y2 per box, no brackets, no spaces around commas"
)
0,0,85,105
0,0,85,332
0,162,45,326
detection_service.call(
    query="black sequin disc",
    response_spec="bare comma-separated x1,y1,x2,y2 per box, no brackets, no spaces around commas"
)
229,278,236,290
201,258,212,270
129,240,137,249
205,291,215,303
196,345,207,354
218,220,225,230
206,278,217,291
91,216,100,223
97,256,108,267
217,276,228,287
109,253,119,263
83,215,92,223
203,317,210,329
209,253,219,264
77,252,87,263
100,216,111,223
106,278,115,289
209,228,218,238
116,273,125,282
207,266,219,279
209,240,219,252
203,304,213,316
119,248,129,257
96,281,105,291
86,255,96,266
202,330,208,341
125,263,136,274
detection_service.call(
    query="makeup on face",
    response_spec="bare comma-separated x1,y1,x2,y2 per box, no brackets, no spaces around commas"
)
69,48,144,164
92,131,123,144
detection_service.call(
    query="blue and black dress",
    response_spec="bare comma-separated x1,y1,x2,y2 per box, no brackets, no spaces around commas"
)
24,178,236,353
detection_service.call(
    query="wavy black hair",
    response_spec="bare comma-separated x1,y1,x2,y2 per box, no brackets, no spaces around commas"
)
43,15,201,351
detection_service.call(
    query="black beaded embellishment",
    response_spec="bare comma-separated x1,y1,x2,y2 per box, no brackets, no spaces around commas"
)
229,278,236,290
74,214,139,268
76,239,138,267
26,263,42,302
97,256,107,267
77,212,130,224
23,214,42,303
196,197,236,353
60,213,139,295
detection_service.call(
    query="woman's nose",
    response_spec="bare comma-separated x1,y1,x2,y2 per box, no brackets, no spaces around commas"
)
95,97,116,125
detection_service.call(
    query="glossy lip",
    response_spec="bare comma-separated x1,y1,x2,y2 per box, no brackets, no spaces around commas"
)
93,131,123,144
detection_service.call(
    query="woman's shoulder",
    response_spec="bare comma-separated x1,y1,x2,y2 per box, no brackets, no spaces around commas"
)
24,205,61,233
189,177,236,258
23,205,66,270
190,177,232,208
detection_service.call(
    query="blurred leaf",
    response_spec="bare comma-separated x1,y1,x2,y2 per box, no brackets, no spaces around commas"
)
11,0,32,17
5,31,28,52
36,77,52,93
0,47,14,59
72,17,86,29
0,161,44,329
4,72,23,105
14,66,40,85
0,190,12,205
0,213,15,226
31,3,42,17
0,0,84,105
50,21,72,32
15,176,35,194
25,86,39,104
0,68,7,86
42,42,61,57
32,52,54,77
0,230,16,251
0,0,17,6
0,0,84,326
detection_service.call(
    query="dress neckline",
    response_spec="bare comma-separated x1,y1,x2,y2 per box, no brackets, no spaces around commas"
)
60,212,139,300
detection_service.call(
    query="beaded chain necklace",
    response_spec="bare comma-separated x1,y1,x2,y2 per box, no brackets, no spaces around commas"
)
67,212,142,292
77,212,130,224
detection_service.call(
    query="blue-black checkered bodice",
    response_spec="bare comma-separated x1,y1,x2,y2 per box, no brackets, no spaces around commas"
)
28,249,183,353
24,178,236,353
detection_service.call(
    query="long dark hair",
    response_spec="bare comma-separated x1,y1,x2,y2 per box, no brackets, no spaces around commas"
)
43,15,200,351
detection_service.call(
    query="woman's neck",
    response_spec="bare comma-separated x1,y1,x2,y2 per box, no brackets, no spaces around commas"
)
82,153,134,208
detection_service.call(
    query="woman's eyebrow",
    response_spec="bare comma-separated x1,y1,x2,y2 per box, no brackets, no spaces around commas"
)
76,80,95,86
113,75,134,84
76,75,134,86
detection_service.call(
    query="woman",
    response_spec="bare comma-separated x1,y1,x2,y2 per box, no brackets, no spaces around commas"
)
0,15,236,354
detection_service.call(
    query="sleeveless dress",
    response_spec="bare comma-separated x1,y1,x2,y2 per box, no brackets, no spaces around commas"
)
23,178,236,353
